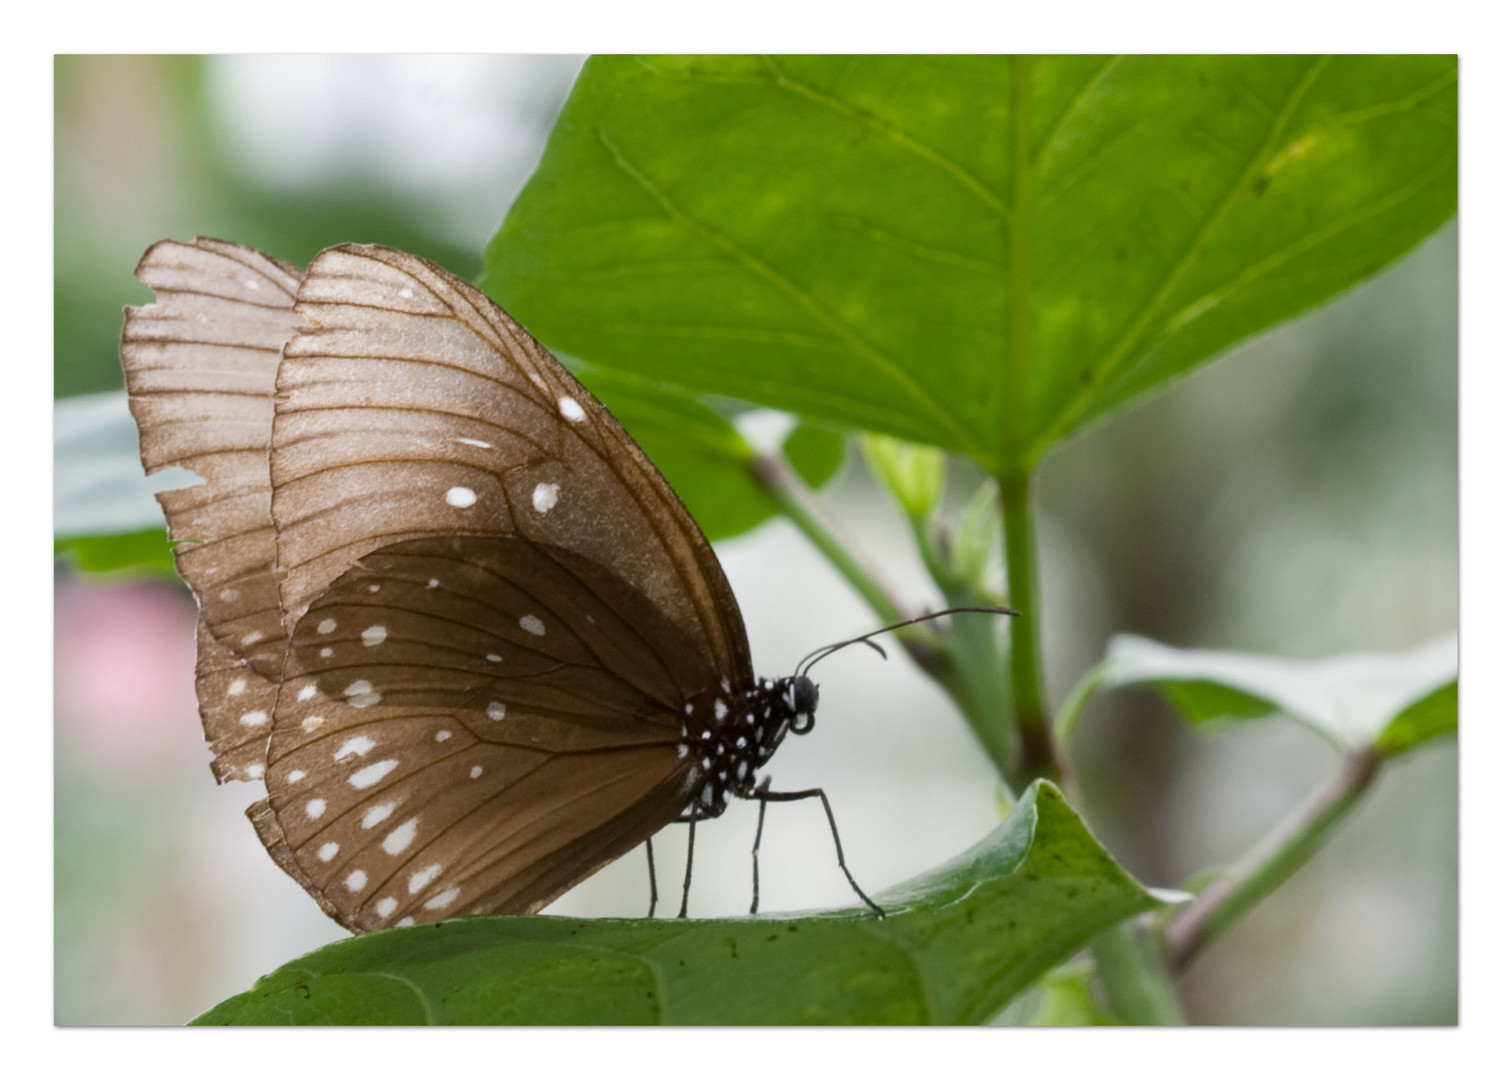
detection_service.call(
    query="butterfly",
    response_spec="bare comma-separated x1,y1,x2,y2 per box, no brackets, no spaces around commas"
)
121,238,910,931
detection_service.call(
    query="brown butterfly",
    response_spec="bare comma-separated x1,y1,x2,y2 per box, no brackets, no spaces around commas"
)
121,238,903,931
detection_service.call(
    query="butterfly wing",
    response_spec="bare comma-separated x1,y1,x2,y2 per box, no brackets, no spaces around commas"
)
271,244,751,681
121,238,302,781
122,239,752,927
261,535,707,929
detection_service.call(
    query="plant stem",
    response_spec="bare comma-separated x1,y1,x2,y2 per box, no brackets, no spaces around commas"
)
748,451,923,638
1002,471,1060,789
910,516,1017,774
1091,920,1186,1025
751,451,1017,775
1000,58,1062,791
1165,747,1383,971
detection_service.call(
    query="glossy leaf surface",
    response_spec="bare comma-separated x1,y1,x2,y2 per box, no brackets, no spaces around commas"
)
485,55,1457,472
194,782,1164,1025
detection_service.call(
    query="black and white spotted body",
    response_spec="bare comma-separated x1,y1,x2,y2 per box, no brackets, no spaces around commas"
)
678,675,819,819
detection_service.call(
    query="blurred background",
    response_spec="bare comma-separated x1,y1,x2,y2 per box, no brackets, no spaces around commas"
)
54,55,1456,1025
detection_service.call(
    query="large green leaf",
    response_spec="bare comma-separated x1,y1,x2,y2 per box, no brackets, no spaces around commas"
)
192,781,1164,1025
484,55,1457,474
1090,633,1458,756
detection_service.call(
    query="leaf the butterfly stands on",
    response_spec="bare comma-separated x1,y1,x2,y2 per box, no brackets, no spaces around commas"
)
121,239,876,932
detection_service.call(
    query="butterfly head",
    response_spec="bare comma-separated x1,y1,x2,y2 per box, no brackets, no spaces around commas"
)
783,675,819,735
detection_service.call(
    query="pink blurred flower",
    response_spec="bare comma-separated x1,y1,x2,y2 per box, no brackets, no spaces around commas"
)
55,577,202,780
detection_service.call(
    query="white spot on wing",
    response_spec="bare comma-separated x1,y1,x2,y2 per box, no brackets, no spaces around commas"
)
297,684,317,702
305,798,326,819
319,647,333,659
227,679,246,697
424,887,461,911
399,286,414,299
409,864,442,894
239,710,268,727
714,699,728,720
361,625,387,647
349,759,399,789
303,715,326,732
317,842,340,862
241,631,263,646
362,802,395,829
375,897,398,918
445,486,477,508
486,653,502,663
469,765,483,779
558,396,586,422
317,618,337,635
334,735,376,761
346,869,367,892
344,679,382,708
457,437,493,449
383,817,420,855
246,763,264,779
519,614,545,636
532,482,559,513
244,278,261,290
286,769,306,783
486,702,507,721
435,729,452,742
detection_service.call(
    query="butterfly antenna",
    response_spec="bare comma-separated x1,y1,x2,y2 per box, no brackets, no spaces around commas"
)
795,605,1019,678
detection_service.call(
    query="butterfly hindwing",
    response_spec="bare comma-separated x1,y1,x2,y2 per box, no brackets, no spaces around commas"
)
262,536,703,929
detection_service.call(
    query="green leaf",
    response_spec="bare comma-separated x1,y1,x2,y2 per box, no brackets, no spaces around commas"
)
1097,633,1458,753
54,529,177,577
1374,679,1458,758
947,478,1003,590
1157,679,1279,728
1029,966,1119,1026
859,433,944,519
192,781,1165,1026
484,55,1457,473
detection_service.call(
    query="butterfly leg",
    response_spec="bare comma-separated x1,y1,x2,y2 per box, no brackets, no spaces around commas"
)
678,816,697,919
749,776,773,915
645,838,658,918
751,787,885,918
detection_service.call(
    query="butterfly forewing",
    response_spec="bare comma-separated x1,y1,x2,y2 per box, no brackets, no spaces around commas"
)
271,245,751,684
121,238,305,780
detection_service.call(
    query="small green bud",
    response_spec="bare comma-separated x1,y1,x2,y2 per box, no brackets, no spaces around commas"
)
950,479,1001,587
860,433,944,520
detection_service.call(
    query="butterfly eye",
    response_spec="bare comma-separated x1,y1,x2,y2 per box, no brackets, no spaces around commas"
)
791,676,820,716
